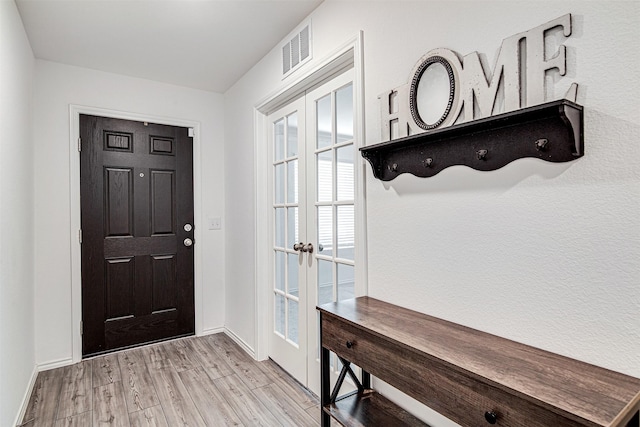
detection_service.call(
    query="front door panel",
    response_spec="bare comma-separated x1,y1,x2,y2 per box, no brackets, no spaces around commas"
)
80,115,194,356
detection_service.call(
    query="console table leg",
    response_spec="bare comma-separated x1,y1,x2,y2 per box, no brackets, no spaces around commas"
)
362,369,371,389
320,316,331,426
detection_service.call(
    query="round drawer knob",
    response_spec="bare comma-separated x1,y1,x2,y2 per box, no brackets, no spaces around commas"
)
346,341,353,349
484,411,497,424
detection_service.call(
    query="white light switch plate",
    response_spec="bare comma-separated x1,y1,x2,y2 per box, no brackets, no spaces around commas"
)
208,217,221,230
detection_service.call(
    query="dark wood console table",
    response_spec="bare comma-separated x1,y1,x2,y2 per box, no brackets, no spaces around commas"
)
318,297,640,427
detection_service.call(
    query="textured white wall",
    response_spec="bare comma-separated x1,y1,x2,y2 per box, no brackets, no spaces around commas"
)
225,1,639,424
0,0,35,425
361,0,640,377
32,60,226,366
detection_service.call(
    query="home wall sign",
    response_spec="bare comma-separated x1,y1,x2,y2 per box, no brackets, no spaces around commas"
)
361,14,584,181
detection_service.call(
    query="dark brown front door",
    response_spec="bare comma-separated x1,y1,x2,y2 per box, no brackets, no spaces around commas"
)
80,114,194,357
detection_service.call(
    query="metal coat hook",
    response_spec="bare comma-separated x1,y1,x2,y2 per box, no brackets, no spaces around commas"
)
535,138,549,151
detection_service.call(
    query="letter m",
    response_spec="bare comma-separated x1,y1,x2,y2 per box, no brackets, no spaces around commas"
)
461,34,521,121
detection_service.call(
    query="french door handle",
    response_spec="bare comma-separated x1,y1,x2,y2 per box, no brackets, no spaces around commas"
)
293,242,314,253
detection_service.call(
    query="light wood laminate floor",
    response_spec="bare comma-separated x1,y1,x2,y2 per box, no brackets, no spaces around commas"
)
20,333,323,427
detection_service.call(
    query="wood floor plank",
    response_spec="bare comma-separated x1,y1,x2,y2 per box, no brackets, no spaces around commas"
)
252,383,318,427
57,361,92,419
306,405,319,423
117,349,160,412
151,367,206,426
53,411,92,427
183,336,234,378
213,374,280,426
179,367,244,426
260,359,318,409
142,344,172,371
164,339,200,372
93,382,131,427
93,353,122,387
22,367,66,425
128,406,169,427
207,334,271,389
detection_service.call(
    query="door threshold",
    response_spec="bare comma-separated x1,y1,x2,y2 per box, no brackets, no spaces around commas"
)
82,333,194,359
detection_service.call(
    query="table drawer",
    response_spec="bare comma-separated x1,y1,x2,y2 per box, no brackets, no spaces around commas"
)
321,312,379,370
321,313,586,427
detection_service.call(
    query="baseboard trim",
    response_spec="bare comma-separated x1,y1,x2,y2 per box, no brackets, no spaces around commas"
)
200,326,224,337
14,365,38,427
224,328,256,359
37,357,73,372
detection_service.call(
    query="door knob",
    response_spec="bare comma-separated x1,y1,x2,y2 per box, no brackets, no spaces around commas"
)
303,243,314,253
183,223,193,232
183,238,193,247
293,242,304,252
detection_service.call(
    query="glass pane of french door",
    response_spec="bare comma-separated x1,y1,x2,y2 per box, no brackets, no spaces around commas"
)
314,85,355,301
268,96,307,385
306,69,356,395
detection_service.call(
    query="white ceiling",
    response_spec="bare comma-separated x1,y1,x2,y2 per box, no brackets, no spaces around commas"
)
16,0,323,93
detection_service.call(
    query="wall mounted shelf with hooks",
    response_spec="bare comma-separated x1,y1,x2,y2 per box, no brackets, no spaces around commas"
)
360,99,584,181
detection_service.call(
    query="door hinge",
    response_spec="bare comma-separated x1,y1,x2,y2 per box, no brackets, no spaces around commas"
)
78,229,82,244
78,137,82,152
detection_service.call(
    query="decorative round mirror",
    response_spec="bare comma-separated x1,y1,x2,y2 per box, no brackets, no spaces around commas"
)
409,56,455,130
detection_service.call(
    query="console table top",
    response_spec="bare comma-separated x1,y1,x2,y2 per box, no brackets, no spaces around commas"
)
318,296,640,427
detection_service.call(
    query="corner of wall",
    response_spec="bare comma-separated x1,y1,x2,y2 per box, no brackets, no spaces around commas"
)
0,1,37,425
12,366,38,427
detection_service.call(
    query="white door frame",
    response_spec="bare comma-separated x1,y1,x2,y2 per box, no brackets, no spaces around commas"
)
69,105,204,363
254,33,367,362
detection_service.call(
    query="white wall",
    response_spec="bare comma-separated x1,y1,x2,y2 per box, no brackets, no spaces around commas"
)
0,0,36,425
33,60,226,366
224,1,640,424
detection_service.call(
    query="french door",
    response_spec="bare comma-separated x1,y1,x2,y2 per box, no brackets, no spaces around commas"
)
268,69,358,395
268,95,308,384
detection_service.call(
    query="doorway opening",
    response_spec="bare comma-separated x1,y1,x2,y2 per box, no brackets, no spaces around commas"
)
255,35,366,396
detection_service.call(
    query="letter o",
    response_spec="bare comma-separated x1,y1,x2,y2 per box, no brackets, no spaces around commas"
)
409,48,463,130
